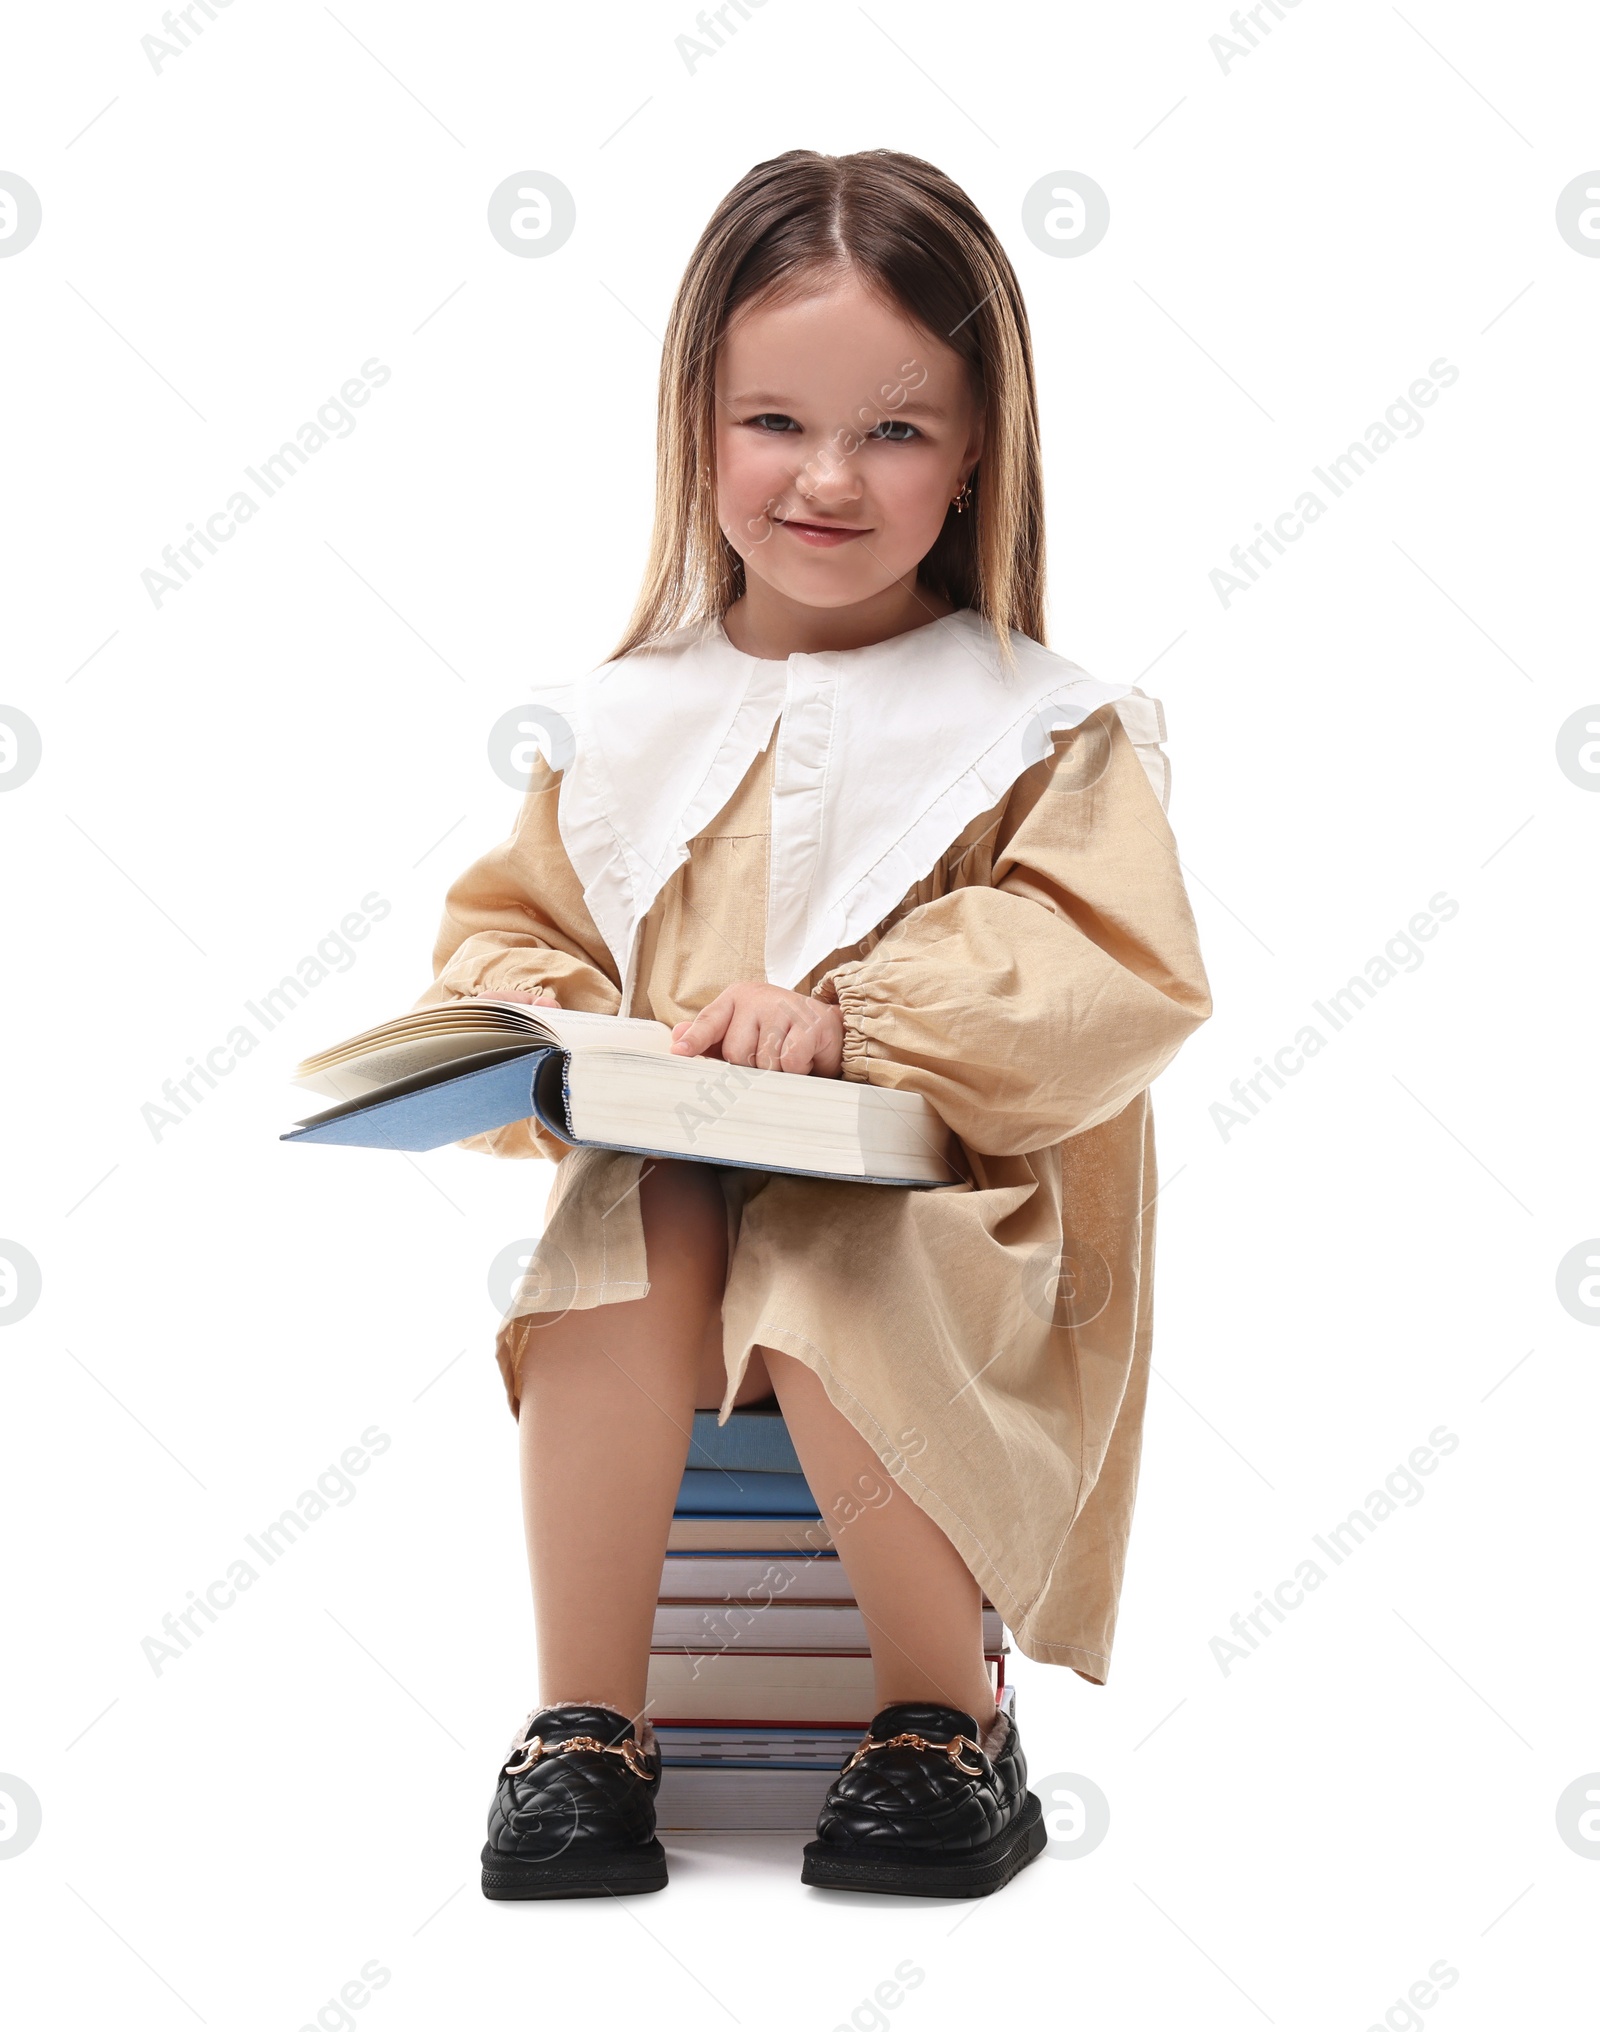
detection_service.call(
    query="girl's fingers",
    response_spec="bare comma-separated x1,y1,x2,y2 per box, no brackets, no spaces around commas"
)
671,986,827,1067
756,1017,794,1071
724,1009,795,1071
717,1007,758,1066
779,1021,818,1075
671,991,733,1055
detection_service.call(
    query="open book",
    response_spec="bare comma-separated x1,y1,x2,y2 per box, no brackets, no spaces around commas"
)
280,1001,960,1188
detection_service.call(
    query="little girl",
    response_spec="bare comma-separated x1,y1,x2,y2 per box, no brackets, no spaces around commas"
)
415,148,1211,1902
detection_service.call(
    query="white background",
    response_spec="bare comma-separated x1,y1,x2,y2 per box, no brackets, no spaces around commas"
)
3,1,1597,2026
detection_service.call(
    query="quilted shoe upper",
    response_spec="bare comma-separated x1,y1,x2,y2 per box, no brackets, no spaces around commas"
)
813,1701,1029,1855
485,1704,662,1860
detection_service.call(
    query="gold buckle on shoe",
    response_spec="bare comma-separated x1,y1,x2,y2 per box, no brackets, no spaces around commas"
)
843,1730,987,1777
504,1728,652,1780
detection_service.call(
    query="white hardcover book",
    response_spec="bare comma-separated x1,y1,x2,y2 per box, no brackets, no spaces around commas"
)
285,1002,960,1185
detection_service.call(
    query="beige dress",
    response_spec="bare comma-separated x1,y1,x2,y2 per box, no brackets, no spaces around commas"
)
413,702,1211,1682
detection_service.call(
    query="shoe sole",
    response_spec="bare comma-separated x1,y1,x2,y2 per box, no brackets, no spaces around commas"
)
800,1791,1046,1899
480,1837,668,1900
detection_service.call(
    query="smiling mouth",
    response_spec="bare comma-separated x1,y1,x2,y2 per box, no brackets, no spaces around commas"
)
774,516,871,546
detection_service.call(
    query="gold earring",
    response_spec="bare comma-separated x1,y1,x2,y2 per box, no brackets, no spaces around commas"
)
951,474,973,514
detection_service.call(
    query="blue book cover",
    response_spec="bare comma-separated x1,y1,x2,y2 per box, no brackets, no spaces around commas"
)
687,1407,802,1476
675,1469,818,1516
281,1046,553,1154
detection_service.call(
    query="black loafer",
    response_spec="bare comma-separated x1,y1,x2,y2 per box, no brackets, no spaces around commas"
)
481,1703,667,1900
801,1700,1045,1899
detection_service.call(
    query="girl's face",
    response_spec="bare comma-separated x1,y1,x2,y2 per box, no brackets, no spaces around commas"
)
714,268,984,614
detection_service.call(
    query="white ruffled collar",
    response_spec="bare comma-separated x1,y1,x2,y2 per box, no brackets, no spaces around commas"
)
537,607,1138,1006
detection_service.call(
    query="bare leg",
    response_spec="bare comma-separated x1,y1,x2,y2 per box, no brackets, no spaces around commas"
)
761,1345,997,1721
516,1160,771,1718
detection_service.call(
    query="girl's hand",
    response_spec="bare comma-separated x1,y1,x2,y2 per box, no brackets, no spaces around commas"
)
671,981,844,1077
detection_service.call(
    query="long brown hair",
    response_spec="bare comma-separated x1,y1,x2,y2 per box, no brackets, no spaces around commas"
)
610,149,1046,666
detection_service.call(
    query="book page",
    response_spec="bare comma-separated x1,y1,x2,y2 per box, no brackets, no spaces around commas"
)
536,1007,674,1054
294,1003,672,1086
562,1052,957,1184
294,1001,551,1075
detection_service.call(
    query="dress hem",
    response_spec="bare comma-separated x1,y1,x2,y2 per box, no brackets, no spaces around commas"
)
739,1320,1109,1680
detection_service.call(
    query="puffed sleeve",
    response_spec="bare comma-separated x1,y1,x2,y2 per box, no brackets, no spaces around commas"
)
412,753,621,1160
812,706,1212,1157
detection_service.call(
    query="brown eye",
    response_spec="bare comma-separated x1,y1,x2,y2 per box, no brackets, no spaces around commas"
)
750,413,800,433
871,419,919,442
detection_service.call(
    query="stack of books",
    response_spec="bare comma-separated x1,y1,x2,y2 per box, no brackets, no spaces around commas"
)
649,1401,1010,1832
